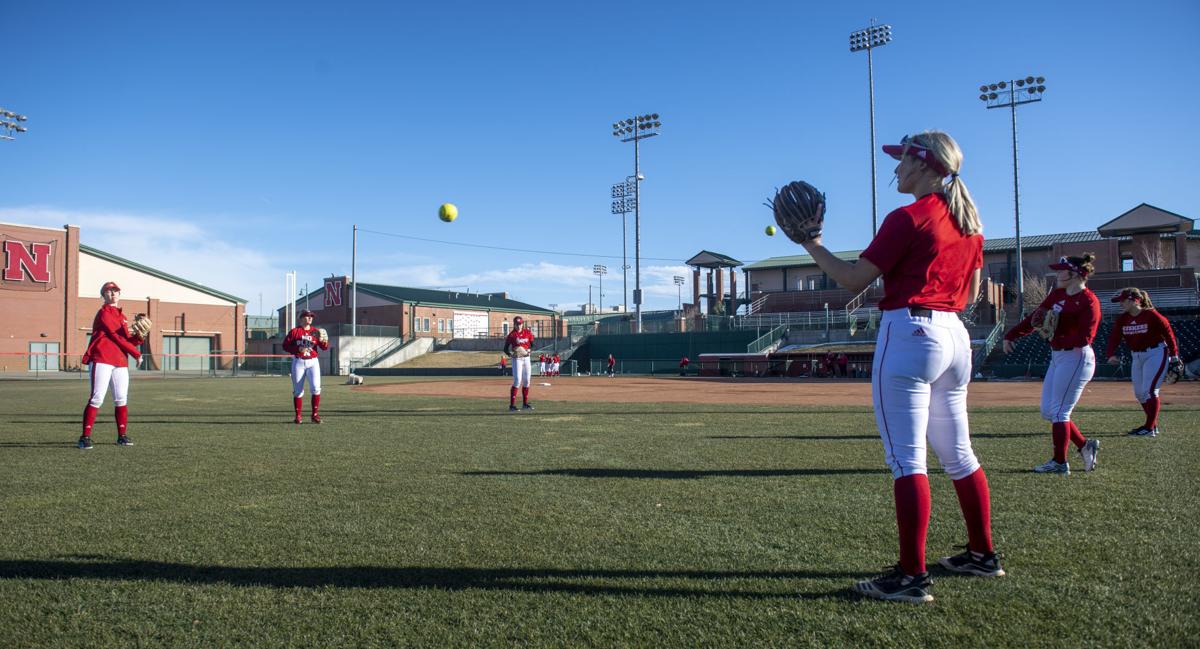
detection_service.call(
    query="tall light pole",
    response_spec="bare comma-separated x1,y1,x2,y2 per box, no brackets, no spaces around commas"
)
979,75,1047,316
673,275,685,310
611,113,662,333
849,21,891,236
593,264,607,314
0,108,29,142
611,177,636,312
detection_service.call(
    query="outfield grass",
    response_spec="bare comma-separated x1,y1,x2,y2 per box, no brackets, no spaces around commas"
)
0,377,1196,648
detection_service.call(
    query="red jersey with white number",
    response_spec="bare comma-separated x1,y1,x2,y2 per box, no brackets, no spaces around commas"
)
1105,310,1178,357
81,304,143,367
1005,287,1101,350
283,326,329,359
860,193,983,312
505,328,535,353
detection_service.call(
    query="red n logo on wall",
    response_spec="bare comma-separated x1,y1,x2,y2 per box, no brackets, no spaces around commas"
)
324,280,343,307
3,240,53,282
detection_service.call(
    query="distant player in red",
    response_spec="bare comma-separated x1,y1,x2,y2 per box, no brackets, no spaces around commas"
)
551,353,561,376
1004,254,1102,474
1105,287,1180,437
679,355,690,376
78,281,145,449
504,316,535,411
792,131,1001,603
283,309,329,423
607,354,616,377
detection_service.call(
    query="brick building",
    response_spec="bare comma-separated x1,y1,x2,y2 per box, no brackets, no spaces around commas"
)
1,221,246,372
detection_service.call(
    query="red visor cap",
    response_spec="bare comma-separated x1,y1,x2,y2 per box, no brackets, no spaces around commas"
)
1110,290,1140,303
882,136,951,177
100,281,121,294
1048,256,1089,276
300,310,316,318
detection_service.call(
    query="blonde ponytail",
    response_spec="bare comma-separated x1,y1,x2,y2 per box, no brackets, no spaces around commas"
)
911,130,983,237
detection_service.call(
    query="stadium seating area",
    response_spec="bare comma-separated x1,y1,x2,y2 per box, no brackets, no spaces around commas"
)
991,314,1200,376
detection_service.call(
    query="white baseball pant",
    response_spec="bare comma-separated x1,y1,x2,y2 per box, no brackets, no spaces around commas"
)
88,362,129,407
872,309,981,480
1041,346,1095,423
291,357,322,397
512,356,531,388
1130,343,1169,403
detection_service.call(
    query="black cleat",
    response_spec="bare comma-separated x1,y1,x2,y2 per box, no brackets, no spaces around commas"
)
852,565,933,603
522,403,535,411
117,435,133,446
938,546,1005,577
78,436,94,450
509,405,519,412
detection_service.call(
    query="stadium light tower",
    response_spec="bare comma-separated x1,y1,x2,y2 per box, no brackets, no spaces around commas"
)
979,75,1047,316
849,21,891,236
611,113,662,333
611,176,637,314
673,275,685,310
0,108,29,142
593,264,607,313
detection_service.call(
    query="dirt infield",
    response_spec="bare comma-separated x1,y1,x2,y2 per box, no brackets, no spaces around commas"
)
362,376,1200,407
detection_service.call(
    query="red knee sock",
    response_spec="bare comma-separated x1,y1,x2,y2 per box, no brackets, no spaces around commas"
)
115,405,128,435
293,396,303,417
1068,421,1086,449
894,474,931,576
312,394,321,415
1051,422,1070,463
521,387,529,405
952,468,994,553
510,387,517,406
82,405,99,437
1142,397,1160,429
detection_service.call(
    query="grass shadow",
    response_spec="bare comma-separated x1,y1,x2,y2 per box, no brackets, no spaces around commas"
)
0,558,867,600
462,467,885,479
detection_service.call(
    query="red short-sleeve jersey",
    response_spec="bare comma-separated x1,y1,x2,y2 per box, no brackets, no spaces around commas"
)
859,193,983,312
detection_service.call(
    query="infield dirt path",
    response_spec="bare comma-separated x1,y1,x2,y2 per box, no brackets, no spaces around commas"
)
362,376,1200,407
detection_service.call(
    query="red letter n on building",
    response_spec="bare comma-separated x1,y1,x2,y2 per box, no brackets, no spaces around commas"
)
324,280,343,307
3,240,53,282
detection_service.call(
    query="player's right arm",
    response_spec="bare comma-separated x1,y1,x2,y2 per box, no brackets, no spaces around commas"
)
1004,290,1057,347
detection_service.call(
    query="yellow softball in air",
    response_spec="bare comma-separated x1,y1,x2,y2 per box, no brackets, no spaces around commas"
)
439,203,458,223
765,225,777,236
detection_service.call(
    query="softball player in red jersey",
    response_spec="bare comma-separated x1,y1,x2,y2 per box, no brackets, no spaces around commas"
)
1105,287,1179,437
282,309,329,423
795,131,1002,603
504,316,535,411
78,281,145,449
1003,254,1102,474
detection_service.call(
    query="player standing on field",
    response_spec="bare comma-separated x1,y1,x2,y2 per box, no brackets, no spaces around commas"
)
1104,287,1179,437
788,131,1003,603
283,309,329,424
504,316,535,411
1003,254,1101,474
78,281,145,449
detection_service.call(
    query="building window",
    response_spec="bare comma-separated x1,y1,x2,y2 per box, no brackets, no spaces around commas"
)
423,318,430,332
502,322,509,336
806,275,823,291
1121,255,1134,272
28,342,59,372
437,319,444,333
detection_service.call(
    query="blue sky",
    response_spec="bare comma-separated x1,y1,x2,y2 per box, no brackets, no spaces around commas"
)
2,1,1198,315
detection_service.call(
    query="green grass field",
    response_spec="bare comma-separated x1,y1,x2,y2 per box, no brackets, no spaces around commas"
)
1,377,1196,648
